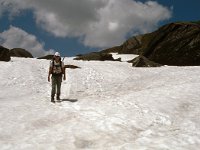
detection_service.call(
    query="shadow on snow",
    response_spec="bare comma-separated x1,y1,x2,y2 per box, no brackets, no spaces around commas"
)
58,99,78,103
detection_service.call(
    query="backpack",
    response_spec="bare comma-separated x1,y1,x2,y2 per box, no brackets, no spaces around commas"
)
51,57,63,75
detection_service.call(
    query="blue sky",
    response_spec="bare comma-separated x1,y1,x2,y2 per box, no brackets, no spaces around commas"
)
0,0,199,57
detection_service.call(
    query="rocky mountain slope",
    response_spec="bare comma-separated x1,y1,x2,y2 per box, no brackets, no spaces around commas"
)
0,46,11,61
103,21,200,66
0,46,33,61
10,48,33,58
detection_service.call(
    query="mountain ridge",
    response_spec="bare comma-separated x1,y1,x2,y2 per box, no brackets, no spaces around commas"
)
101,21,200,66
1,21,200,66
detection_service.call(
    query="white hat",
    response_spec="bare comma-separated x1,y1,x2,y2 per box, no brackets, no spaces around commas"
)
54,52,60,57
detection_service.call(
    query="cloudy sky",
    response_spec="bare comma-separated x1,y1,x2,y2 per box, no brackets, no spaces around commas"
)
0,0,199,57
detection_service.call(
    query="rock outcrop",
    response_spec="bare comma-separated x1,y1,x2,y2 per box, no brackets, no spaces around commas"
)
143,22,200,66
101,46,122,53
0,46,11,61
101,33,154,55
129,55,162,67
65,65,81,69
10,48,33,58
37,55,54,60
100,21,200,66
74,52,115,61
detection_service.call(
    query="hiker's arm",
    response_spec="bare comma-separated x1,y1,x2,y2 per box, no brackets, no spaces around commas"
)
48,67,52,82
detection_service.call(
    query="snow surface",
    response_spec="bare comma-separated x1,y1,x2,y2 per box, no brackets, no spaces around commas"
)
111,53,138,61
1,57,200,150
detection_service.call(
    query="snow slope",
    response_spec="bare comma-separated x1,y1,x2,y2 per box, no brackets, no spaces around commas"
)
0,57,200,150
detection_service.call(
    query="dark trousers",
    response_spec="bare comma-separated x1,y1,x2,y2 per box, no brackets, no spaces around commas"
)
51,75,62,98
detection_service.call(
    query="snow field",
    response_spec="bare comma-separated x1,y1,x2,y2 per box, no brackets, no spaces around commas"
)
0,57,200,149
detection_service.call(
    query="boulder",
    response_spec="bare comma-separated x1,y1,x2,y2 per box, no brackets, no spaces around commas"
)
0,46,11,61
64,65,81,69
129,55,162,67
10,48,33,58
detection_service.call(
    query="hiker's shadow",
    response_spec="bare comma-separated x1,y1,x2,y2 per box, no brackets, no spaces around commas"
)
60,99,78,103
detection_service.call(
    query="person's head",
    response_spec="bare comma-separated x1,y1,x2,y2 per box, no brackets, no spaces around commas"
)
54,52,61,60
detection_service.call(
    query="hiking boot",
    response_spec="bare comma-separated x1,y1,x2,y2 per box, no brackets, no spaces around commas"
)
56,96,60,100
51,97,55,103
56,94,60,100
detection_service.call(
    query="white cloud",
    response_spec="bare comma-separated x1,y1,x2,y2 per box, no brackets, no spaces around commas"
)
0,26,54,57
108,22,119,32
0,0,172,48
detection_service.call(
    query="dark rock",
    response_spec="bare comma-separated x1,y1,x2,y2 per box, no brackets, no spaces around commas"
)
119,35,148,54
0,46,11,61
143,23,200,66
101,46,122,53
100,33,155,55
76,54,83,57
37,55,54,60
129,55,162,67
99,21,200,66
74,52,115,61
64,65,81,69
10,48,33,58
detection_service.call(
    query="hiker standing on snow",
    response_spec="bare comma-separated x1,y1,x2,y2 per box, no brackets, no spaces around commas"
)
48,52,66,103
